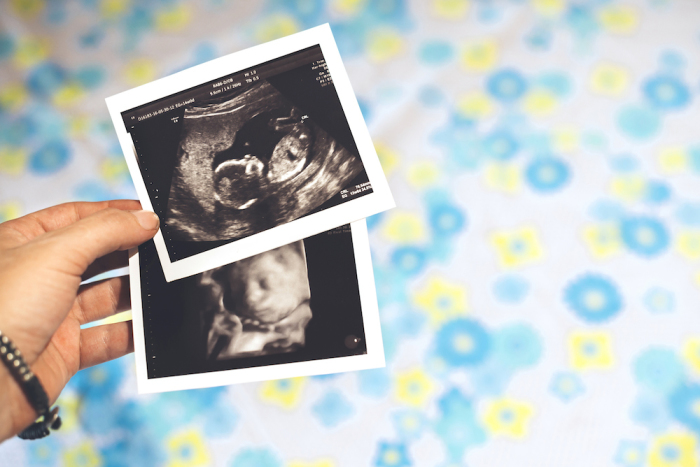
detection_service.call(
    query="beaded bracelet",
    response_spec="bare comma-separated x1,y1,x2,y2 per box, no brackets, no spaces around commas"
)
0,330,61,440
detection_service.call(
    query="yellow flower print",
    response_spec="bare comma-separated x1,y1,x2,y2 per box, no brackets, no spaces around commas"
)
533,0,564,16
648,432,698,467
485,163,521,193
166,430,210,467
14,36,49,69
552,127,578,153
407,160,440,188
0,147,27,176
382,211,427,244
568,331,614,370
100,0,130,20
413,276,468,326
260,377,307,409
589,63,629,97
53,83,86,108
63,441,102,467
676,231,700,260
522,90,557,117
457,92,494,119
583,224,622,259
332,0,367,16
255,15,300,43
374,142,400,177
10,0,44,19
155,4,192,32
0,201,22,223
124,58,157,87
289,460,335,467
395,368,435,407
658,147,687,174
610,175,645,202
483,398,534,438
0,83,29,112
461,40,498,72
491,227,544,269
367,29,404,63
432,0,470,19
598,6,638,34
682,338,700,375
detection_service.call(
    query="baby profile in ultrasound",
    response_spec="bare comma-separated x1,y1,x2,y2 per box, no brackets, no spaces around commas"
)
165,80,365,241
198,241,312,360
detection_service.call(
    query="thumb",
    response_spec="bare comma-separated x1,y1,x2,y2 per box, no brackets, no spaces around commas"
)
36,208,159,276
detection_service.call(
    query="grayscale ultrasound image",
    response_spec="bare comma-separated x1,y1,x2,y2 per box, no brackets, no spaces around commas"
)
164,81,365,241
198,241,313,360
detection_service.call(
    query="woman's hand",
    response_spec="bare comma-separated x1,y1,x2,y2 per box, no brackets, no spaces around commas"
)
0,200,159,442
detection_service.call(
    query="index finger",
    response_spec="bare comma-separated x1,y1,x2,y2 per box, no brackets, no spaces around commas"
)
0,200,143,249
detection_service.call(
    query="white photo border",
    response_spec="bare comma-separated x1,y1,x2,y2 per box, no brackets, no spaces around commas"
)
129,219,385,394
107,24,394,282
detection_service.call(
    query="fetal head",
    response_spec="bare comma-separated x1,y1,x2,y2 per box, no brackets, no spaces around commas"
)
224,242,310,324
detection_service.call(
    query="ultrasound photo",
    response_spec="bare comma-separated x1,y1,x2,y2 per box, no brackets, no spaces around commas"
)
166,81,365,241
199,241,313,360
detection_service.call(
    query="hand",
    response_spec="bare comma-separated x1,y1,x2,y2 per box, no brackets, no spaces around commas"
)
0,200,159,442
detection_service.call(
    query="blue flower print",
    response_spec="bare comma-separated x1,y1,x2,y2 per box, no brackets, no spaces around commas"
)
492,275,529,304
565,5,599,39
563,274,623,323
613,440,646,467
644,180,671,204
391,410,427,440
617,105,661,140
620,216,670,257
435,318,491,367
630,392,671,433
642,74,691,110
609,154,639,173
486,69,528,103
589,199,626,221
230,447,282,467
30,139,71,175
419,85,445,107
203,402,239,437
482,130,520,161
676,202,700,226
74,65,106,90
525,157,571,193
643,287,675,314
549,372,585,402
391,247,427,276
434,388,486,461
659,50,685,72
428,200,467,237
418,40,454,65
312,390,355,428
373,441,412,467
0,34,14,60
633,348,685,394
101,428,165,467
27,62,67,97
668,383,700,434
471,361,513,396
69,357,124,400
27,435,60,466
493,323,543,370
537,72,572,98
358,368,392,398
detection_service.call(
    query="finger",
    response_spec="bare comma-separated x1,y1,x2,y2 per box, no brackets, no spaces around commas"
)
0,200,143,249
81,250,128,281
73,276,130,325
79,321,134,369
31,207,159,278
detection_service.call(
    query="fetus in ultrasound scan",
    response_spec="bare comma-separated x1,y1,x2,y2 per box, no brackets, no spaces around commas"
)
199,241,312,360
165,81,365,241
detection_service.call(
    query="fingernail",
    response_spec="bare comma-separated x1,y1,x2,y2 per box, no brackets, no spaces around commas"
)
131,210,160,230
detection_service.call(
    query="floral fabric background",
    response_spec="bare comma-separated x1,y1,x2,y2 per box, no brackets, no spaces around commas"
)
2,0,700,466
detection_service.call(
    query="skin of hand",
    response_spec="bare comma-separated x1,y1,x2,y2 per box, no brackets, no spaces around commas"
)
0,200,159,442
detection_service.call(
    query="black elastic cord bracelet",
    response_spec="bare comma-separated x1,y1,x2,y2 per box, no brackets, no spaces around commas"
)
0,330,61,440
